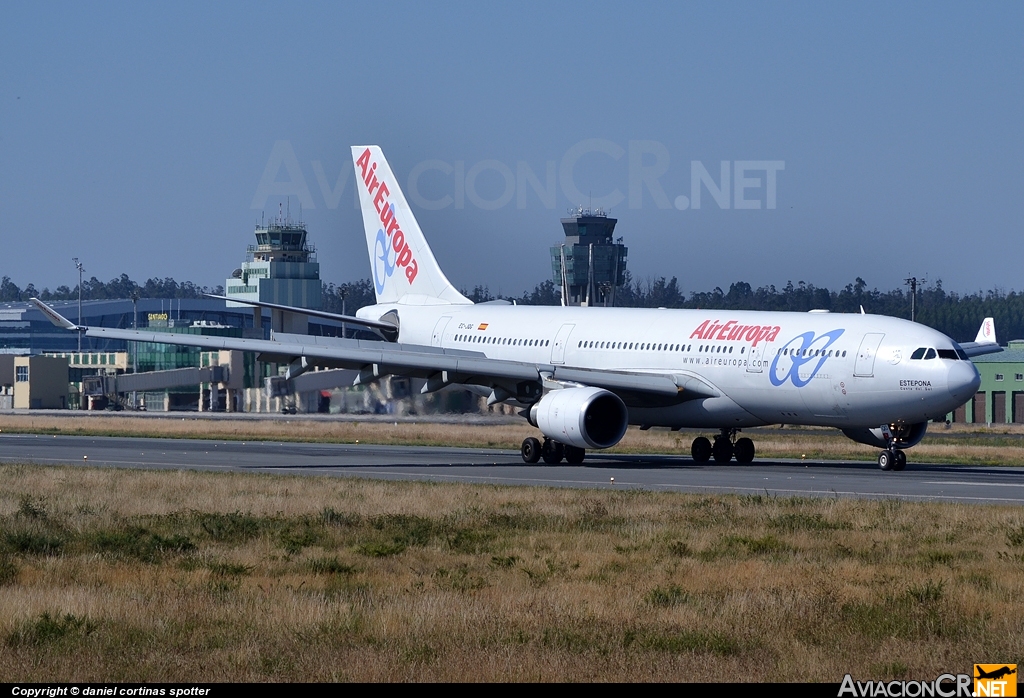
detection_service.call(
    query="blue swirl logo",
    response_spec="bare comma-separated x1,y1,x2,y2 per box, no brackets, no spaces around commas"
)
372,227,397,295
769,329,845,387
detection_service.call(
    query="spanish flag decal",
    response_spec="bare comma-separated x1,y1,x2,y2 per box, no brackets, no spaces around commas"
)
478,323,489,331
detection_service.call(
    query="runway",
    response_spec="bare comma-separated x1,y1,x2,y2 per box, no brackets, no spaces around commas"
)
2,432,1023,505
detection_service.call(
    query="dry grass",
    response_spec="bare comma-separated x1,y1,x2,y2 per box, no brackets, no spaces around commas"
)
2,413,1024,465
1,463,1023,681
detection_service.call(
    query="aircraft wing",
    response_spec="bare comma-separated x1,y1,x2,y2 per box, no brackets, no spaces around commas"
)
960,317,1002,358
30,299,716,406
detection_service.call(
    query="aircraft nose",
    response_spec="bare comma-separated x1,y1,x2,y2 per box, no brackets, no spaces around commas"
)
948,361,981,404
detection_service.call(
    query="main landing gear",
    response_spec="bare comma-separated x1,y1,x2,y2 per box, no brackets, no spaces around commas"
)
877,448,907,471
691,429,755,464
521,437,585,464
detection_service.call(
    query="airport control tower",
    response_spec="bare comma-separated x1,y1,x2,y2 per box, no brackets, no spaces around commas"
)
225,206,321,334
550,207,627,306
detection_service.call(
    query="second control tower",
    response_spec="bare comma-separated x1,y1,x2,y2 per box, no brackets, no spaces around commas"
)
550,207,628,306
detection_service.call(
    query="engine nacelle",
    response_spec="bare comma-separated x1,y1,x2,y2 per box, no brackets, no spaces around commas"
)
841,422,928,450
528,387,628,450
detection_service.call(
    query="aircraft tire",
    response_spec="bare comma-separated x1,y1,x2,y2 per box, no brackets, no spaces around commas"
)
734,437,755,464
712,438,734,463
541,439,564,465
691,437,712,463
564,445,586,464
522,437,542,464
878,449,895,471
893,450,907,471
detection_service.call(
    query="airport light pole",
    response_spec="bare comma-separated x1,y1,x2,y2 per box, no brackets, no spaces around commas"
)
904,276,925,323
340,288,347,339
131,289,139,409
73,258,85,351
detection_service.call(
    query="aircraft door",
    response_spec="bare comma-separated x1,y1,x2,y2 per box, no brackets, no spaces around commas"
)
854,333,884,377
550,323,576,364
431,316,452,347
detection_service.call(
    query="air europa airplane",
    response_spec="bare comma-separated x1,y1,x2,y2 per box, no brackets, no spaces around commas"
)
33,145,1000,472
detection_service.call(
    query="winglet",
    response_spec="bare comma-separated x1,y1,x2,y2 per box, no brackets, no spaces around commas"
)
30,298,80,330
975,317,996,345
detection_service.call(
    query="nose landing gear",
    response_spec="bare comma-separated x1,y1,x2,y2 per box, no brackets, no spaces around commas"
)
878,448,907,471
876,425,908,471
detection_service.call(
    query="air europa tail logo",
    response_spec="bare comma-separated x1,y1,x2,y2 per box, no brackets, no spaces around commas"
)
356,148,419,294
690,319,781,347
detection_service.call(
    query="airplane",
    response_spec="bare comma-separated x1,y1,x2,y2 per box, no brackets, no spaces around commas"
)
975,666,1016,681
32,145,1000,472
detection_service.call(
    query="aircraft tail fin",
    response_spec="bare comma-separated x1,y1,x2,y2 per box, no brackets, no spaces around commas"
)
975,317,997,345
352,146,471,306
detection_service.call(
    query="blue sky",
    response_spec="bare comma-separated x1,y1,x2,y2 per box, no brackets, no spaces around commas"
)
1,1,1021,297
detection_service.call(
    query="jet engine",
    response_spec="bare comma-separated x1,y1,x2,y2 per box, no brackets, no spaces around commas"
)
528,387,629,450
841,422,928,450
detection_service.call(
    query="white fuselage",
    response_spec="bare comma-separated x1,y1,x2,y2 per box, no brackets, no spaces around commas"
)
358,302,981,430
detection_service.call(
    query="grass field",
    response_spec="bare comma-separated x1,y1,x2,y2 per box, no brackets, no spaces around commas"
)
1,464,1023,681
2,413,1024,465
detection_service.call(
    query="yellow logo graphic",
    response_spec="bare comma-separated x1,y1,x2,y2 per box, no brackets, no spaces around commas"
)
975,665,1017,697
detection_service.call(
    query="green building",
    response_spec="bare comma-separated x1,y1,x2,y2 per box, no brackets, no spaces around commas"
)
952,339,1024,424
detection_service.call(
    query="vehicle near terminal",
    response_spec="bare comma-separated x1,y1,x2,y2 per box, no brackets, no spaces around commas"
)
33,146,1000,471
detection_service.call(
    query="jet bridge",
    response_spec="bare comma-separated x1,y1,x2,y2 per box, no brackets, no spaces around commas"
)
82,365,229,398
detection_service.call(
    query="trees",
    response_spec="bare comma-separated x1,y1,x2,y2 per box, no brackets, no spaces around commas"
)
4,270,1021,344
0,275,223,302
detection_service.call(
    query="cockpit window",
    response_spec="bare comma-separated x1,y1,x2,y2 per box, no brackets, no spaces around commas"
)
937,349,959,360
910,348,927,360
923,348,937,360
953,344,969,360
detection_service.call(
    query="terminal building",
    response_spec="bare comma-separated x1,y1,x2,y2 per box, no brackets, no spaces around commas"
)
0,297,260,355
0,211,348,412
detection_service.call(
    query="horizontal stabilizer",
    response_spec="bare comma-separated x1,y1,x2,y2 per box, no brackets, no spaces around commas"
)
960,342,1002,358
204,294,398,333
961,317,1001,357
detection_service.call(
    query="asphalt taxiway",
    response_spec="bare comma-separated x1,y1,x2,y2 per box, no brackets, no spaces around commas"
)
2,432,1023,505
